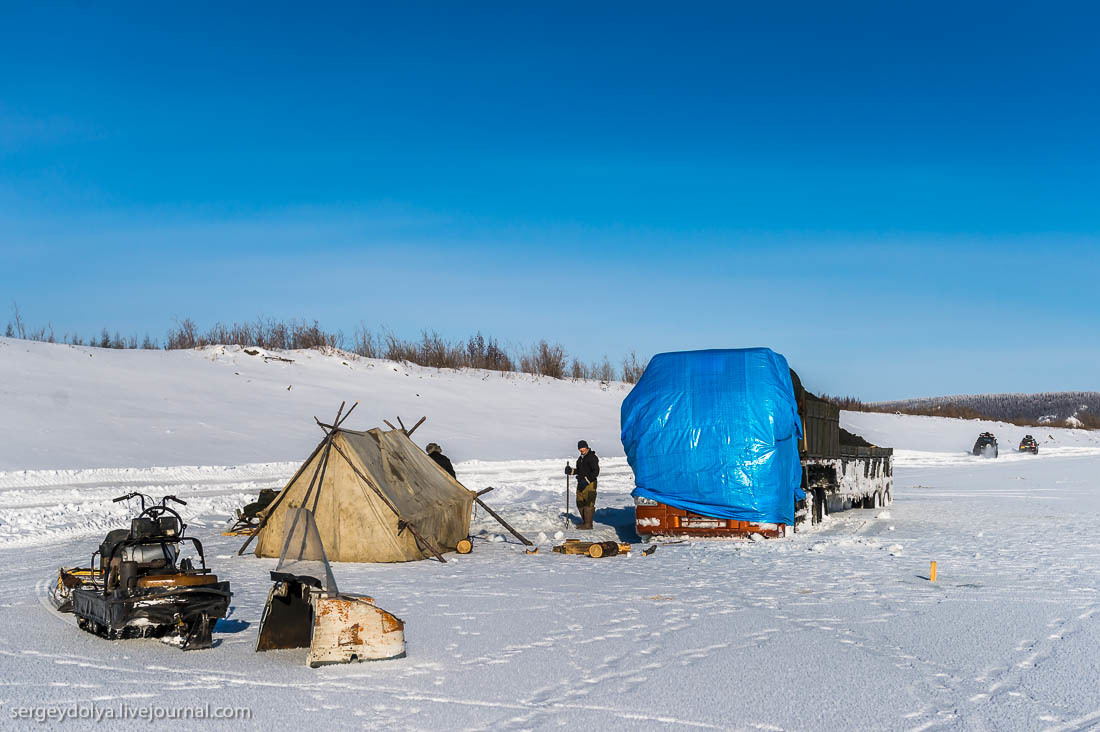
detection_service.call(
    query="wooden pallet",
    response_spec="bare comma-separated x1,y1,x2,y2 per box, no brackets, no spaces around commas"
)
552,539,633,558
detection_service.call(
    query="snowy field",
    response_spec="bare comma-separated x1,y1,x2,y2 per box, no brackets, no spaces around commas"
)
1,340,1099,730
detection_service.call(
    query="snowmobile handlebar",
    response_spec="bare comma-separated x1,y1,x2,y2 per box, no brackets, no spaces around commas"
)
112,493,187,509
113,492,153,510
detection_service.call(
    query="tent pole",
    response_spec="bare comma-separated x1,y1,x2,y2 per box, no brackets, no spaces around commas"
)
238,401,345,556
406,416,427,437
284,436,336,560
238,437,327,555
279,401,346,561
474,494,533,546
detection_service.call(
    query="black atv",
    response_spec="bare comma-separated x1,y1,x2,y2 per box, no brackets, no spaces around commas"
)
1019,435,1039,454
53,493,231,650
972,432,999,458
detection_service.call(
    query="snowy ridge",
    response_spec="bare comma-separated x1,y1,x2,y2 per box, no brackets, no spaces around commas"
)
0,337,630,470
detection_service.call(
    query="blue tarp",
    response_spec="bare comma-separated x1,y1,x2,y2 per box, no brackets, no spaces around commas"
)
621,348,804,525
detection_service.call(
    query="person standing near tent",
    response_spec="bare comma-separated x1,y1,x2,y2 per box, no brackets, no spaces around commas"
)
425,443,457,479
565,440,599,530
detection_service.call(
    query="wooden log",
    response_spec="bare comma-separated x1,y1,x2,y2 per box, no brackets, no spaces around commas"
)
456,539,472,554
406,416,427,437
383,420,398,431
588,541,621,558
552,540,632,556
476,487,494,497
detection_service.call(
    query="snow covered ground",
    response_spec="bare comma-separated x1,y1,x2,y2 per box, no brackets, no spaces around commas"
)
1,340,1099,730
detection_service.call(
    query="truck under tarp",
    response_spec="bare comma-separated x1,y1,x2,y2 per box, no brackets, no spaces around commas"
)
621,348,804,526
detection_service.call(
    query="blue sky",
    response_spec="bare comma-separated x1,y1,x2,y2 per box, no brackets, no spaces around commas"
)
1,1,1097,400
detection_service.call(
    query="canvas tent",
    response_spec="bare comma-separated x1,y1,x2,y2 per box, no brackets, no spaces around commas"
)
252,423,474,563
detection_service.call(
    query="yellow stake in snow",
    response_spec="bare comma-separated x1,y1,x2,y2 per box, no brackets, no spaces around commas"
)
930,561,938,582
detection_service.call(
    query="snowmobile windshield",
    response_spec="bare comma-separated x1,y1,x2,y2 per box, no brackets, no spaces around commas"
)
273,508,338,595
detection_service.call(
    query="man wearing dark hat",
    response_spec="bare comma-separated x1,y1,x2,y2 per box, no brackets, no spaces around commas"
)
565,440,599,530
425,442,457,478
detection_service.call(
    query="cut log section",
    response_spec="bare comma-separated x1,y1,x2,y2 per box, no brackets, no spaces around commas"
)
456,539,472,554
587,541,620,558
552,540,632,557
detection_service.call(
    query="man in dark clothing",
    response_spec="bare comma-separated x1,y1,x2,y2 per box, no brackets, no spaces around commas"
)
425,442,457,478
565,440,599,529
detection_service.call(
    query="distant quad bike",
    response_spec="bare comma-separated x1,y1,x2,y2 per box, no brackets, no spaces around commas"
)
50,492,231,650
1019,435,1039,454
972,432,999,458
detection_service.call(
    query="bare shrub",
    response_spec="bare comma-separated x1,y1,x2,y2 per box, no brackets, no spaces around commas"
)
463,331,513,372
594,356,615,382
519,340,567,379
352,325,382,358
166,318,200,349
622,351,648,383
11,302,26,339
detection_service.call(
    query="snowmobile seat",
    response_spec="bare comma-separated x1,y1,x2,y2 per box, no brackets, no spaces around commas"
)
99,529,131,563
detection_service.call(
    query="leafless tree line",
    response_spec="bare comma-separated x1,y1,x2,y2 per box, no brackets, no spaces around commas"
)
4,304,650,383
824,393,1100,430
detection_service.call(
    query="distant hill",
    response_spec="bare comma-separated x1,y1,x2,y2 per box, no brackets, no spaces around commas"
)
868,392,1100,428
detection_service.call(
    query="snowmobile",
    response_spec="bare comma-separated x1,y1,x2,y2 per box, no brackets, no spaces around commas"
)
1018,435,1039,454
223,487,280,536
972,432,998,458
52,492,231,650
